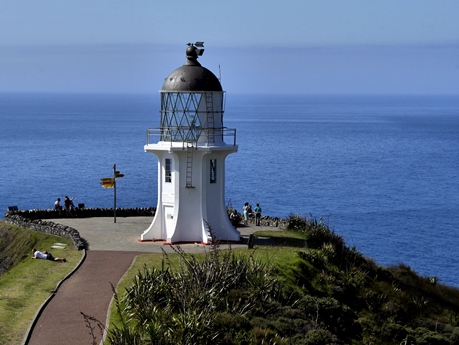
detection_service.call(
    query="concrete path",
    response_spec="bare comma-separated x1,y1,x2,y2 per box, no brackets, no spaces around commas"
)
25,217,278,345
27,251,141,345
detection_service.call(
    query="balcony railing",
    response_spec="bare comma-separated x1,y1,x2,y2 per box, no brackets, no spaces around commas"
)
146,127,237,147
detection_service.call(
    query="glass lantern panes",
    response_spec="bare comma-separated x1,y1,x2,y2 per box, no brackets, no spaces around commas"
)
160,92,203,142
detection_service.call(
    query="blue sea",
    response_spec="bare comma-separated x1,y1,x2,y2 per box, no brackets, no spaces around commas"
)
1,93,458,287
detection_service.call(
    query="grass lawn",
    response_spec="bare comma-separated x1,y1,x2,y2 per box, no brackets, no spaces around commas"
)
0,224,83,345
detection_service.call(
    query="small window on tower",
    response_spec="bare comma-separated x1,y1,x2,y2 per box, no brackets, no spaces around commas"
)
210,159,217,183
165,158,171,183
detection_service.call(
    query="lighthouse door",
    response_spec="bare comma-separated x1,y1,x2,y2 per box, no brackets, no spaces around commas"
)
164,205,175,240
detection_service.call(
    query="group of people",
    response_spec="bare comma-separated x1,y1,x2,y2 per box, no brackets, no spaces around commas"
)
54,196,76,217
230,202,263,228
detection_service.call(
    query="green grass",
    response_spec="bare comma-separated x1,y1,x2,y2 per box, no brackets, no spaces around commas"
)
104,230,307,342
0,222,83,345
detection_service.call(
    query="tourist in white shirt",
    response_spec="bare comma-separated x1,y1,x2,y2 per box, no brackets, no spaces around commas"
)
32,248,66,262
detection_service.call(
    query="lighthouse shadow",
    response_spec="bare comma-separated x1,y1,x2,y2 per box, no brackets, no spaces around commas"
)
240,235,276,247
239,234,307,249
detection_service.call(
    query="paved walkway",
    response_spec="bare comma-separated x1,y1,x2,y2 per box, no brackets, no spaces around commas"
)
42,216,271,253
25,217,277,345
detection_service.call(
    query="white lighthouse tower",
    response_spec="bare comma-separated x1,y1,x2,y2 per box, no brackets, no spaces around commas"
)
141,42,240,244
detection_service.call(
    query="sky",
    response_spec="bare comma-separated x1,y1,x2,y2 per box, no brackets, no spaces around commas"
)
0,0,458,95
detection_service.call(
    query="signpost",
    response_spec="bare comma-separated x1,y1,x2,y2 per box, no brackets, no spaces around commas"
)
100,164,124,223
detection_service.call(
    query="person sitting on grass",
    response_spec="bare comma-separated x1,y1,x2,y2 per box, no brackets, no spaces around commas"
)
31,248,66,262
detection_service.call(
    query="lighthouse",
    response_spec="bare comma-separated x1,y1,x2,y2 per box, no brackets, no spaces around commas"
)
141,42,240,244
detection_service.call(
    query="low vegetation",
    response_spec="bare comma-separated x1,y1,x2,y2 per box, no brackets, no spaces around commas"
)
0,222,82,345
100,214,459,344
3,215,459,344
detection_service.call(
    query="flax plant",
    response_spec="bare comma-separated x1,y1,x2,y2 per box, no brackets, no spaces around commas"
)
107,245,281,344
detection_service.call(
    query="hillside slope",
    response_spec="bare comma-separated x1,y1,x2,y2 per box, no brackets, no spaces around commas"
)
105,215,459,344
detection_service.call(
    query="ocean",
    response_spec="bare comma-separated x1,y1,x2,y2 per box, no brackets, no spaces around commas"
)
1,93,458,287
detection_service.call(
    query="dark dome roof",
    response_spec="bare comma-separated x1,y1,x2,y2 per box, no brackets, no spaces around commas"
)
161,45,222,92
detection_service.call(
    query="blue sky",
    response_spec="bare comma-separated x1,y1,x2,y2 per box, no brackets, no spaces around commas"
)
0,0,458,94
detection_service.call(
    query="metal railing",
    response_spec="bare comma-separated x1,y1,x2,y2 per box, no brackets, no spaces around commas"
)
146,127,237,147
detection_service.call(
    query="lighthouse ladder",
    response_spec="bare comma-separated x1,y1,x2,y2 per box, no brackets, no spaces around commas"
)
205,93,215,144
186,141,194,188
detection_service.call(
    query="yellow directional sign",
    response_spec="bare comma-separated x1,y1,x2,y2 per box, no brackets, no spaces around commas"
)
100,182,114,188
100,177,115,188
100,178,115,182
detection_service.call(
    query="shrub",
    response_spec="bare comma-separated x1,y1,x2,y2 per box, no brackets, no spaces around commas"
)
296,295,360,341
286,214,309,232
413,327,451,345
107,247,283,344
302,329,339,345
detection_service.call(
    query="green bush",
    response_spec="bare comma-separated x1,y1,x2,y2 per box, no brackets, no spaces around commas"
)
379,322,409,342
296,295,361,341
107,248,283,344
413,327,451,345
286,214,309,232
301,329,338,345
214,312,252,343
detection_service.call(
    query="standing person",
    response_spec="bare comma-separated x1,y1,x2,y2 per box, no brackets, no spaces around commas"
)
254,203,262,226
32,248,66,262
70,198,76,210
64,196,74,217
54,198,63,215
243,202,250,226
